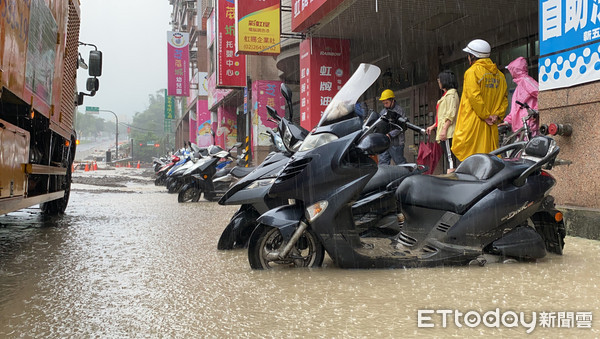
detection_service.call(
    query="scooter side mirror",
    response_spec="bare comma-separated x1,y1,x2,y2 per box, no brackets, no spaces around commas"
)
357,133,390,155
266,105,280,121
281,83,294,120
280,83,292,103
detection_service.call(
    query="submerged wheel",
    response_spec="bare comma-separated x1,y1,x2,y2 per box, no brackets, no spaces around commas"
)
248,224,324,270
167,179,183,193
165,176,175,188
217,206,259,250
41,162,72,216
154,176,165,186
178,183,201,203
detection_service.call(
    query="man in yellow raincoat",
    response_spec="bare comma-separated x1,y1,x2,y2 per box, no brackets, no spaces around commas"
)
451,39,508,162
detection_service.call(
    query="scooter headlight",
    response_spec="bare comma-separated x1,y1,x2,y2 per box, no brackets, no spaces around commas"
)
298,133,338,152
283,128,292,149
273,134,286,152
306,200,328,222
245,178,276,190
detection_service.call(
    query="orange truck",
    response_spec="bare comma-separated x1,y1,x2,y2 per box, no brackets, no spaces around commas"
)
0,0,101,215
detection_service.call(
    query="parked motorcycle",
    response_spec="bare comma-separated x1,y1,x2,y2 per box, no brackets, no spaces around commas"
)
154,153,183,186
177,142,252,202
217,102,426,250
247,63,565,270
217,93,308,249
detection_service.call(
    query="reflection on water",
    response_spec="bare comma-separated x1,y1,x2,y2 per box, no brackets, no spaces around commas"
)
0,184,598,337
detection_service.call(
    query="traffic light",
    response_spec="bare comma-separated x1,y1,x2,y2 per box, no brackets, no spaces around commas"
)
154,143,160,148
139,143,143,146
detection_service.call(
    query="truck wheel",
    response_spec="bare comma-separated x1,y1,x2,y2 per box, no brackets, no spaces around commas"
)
41,164,72,215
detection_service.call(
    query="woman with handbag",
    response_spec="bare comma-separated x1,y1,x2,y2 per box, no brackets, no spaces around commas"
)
426,70,459,173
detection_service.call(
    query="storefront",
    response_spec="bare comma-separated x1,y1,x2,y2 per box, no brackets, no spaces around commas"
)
275,0,599,237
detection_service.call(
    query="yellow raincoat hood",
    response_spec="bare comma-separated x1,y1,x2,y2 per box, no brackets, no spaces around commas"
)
451,58,508,161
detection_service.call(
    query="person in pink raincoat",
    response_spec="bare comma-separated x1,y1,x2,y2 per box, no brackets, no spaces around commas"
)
504,57,539,136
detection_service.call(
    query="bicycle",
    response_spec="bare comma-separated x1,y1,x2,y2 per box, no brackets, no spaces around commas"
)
498,100,539,157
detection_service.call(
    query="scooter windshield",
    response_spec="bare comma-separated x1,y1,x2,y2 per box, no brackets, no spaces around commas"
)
317,63,381,127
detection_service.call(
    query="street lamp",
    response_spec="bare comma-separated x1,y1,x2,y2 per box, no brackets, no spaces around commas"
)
99,109,119,161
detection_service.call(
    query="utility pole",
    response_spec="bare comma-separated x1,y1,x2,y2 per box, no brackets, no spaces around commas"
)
99,109,119,161
85,106,120,161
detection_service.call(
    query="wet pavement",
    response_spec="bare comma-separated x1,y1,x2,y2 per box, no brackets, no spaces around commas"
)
0,167,599,337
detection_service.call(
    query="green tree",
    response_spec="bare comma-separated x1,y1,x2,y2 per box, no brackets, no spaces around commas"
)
129,90,171,162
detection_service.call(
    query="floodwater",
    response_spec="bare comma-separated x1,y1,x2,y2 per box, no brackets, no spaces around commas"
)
0,169,598,337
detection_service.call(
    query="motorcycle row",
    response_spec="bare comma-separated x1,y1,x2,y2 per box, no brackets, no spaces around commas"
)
152,140,253,203
157,63,567,271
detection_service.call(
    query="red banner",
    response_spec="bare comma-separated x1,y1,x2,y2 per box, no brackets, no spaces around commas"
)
291,0,345,32
217,0,246,88
299,37,350,130
167,31,190,97
235,0,280,55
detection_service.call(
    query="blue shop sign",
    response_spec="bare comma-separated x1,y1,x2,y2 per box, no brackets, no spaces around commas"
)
539,0,600,90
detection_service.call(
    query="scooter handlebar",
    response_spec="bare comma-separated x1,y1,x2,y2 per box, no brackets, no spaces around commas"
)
393,116,426,135
405,121,426,135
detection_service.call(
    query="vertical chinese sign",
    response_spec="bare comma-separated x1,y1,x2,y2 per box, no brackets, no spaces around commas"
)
235,0,280,55
252,80,285,148
299,37,350,130
167,31,190,97
217,0,246,88
539,0,600,90
164,89,175,132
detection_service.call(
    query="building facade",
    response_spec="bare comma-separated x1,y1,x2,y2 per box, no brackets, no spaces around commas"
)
171,0,599,238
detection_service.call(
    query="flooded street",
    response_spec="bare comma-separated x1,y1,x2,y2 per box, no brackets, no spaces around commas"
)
0,168,598,337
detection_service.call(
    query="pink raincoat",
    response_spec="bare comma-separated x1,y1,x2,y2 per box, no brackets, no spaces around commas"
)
504,57,539,135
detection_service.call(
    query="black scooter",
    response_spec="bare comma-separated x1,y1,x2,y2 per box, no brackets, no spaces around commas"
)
247,63,565,269
217,84,308,249
217,85,425,250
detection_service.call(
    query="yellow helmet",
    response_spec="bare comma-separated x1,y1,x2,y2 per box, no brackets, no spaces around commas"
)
379,89,395,101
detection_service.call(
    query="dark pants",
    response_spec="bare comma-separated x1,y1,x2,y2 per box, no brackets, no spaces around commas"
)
379,144,406,165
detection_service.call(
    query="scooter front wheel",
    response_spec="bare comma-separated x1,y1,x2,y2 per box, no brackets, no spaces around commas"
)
248,224,324,270
178,183,201,203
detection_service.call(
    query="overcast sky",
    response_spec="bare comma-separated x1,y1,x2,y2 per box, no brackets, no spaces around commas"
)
77,0,172,122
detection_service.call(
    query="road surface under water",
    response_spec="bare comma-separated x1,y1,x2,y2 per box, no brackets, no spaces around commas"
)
0,168,598,337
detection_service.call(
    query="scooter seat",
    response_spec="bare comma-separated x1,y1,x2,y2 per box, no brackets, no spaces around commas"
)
454,154,505,180
214,167,230,179
230,166,255,178
363,165,411,194
397,154,530,214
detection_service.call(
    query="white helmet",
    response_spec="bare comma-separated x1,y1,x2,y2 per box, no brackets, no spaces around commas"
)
463,39,491,58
